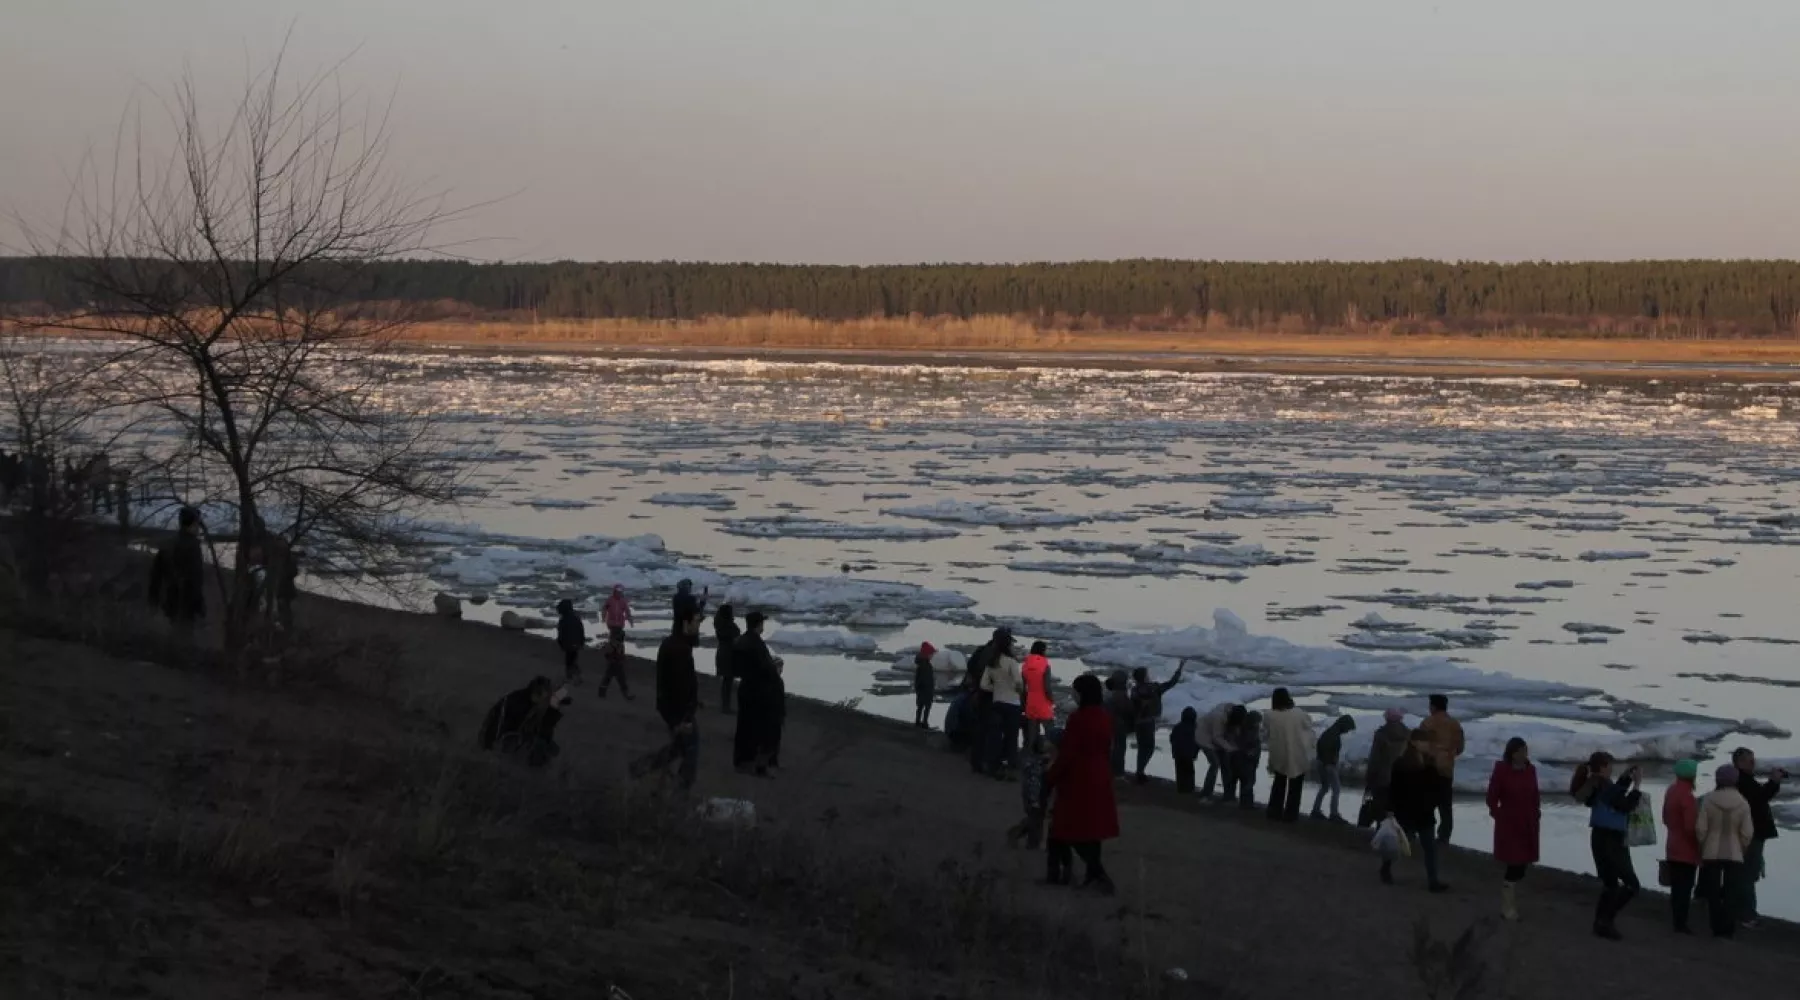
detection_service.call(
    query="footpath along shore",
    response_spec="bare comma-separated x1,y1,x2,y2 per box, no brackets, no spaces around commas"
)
8,583,1796,998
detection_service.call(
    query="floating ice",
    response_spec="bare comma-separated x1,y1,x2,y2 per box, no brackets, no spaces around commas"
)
1008,560,1182,578
1563,623,1625,636
725,576,975,621
880,499,1090,528
648,492,737,510
719,516,957,541
1579,550,1651,562
1742,719,1795,739
1341,631,1456,651
1211,495,1334,516
767,626,880,653
1134,541,1292,568
519,497,595,510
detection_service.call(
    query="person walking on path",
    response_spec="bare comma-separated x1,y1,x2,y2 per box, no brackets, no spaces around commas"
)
1045,674,1118,895
1697,764,1756,938
1262,688,1314,822
1195,702,1242,800
1170,707,1200,794
1383,727,1451,892
1020,641,1055,747
1129,662,1186,785
1310,715,1357,822
555,599,586,686
912,641,938,729
1573,752,1643,941
1104,671,1133,779
1419,694,1465,845
1663,758,1702,934
601,584,634,644
631,610,703,788
1730,747,1786,928
1486,737,1540,921
713,604,741,713
732,611,781,776
983,639,1025,776
1362,707,1411,826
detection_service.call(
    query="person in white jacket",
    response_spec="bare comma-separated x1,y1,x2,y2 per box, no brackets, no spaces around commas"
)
1196,702,1244,801
1696,764,1756,938
982,647,1026,776
1262,687,1315,823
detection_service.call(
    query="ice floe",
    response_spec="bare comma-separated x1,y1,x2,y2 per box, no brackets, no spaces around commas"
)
719,516,958,541
880,499,1091,528
766,626,880,653
648,492,737,510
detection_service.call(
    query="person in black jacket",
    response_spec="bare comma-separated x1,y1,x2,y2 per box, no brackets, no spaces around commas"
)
148,506,206,634
672,579,708,634
1731,747,1788,927
732,611,781,776
714,604,741,714
1384,728,1450,893
631,611,703,788
555,599,586,685
913,641,938,729
478,676,567,767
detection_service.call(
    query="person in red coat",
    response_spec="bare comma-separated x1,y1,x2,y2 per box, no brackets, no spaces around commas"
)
1045,673,1119,895
1486,737,1541,922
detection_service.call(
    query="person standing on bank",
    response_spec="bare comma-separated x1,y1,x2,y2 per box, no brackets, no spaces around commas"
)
1363,707,1411,826
1105,671,1133,779
732,612,781,776
1420,694,1465,845
1262,687,1314,822
1045,674,1118,895
713,604,741,713
1663,758,1702,934
601,584,633,644
1486,737,1540,922
1195,702,1242,801
984,638,1025,777
912,641,938,729
1696,764,1755,938
630,610,702,789
1129,662,1186,785
555,599,586,686
672,579,708,633
1384,727,1451,893
1573,752,1643,941
1730,747,1785,929
1310,715,1357,822
1021,641,1055,747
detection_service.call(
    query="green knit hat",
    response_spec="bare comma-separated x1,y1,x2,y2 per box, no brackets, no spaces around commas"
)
1674,759,1699,781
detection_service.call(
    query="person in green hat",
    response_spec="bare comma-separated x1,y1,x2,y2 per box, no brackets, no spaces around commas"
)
1663,758,1702,933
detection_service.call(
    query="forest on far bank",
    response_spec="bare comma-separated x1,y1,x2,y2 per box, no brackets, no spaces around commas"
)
7,257,1800,339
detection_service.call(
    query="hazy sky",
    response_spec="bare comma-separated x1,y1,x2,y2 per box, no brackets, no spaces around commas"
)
5,0,1800,264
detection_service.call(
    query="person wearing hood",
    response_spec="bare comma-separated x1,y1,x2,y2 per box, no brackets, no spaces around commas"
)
630,609,704,788
1104,670,1134,779
1262,688,1315,823
555,599,586,685
1129,662,1187,785
732,612,781,776
1170,707,1201,794
1729,747,1786,928
1362,708,1411,827
672,579,708,635
601,584,634,644
912,641,938,729
1310,715,1358,822
1021,641,1056,747
1486,738,1540,922
1572,751,1643,940
1696,764,1756,938
1663,758,1702,933
713,604,741,714
1195,703,1242,801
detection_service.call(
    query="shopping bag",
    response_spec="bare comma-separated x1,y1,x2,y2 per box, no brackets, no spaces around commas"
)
1656,860,1671,888
1371,817,1401,858
1627,793,1658,848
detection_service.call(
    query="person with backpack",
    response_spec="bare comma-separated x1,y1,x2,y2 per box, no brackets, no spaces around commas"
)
1696,764,1756,938
1486,737,1540,921
1129,662,1186,785
1573,751,1643,940
1663,758,1702,934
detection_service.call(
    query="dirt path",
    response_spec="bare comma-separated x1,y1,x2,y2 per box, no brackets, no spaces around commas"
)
6,593,1799,998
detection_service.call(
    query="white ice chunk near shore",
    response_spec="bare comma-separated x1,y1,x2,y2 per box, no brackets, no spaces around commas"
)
766,626,879,653
879,499,1088,528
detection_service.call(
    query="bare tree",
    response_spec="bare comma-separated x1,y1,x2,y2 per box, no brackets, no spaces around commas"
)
20,47,465,653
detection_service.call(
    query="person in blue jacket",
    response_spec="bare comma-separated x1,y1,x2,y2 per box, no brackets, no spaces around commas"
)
1572,751,1643,940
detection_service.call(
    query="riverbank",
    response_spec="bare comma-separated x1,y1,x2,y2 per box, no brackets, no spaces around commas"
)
4,583,1797,998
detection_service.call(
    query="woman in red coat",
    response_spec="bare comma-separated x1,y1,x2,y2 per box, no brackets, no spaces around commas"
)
1486,737,1540,922
1046,673,1119,894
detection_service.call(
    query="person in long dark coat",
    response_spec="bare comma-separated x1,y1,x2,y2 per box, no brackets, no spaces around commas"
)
630,610,703,788
714,604,741,714
1045,673,1118,894
732,611,779,776
149,506,206,632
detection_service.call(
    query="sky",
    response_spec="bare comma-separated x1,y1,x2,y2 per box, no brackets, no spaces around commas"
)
4,0,1800,264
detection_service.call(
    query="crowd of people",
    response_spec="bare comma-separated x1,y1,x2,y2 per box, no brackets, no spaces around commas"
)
478,596,1791,937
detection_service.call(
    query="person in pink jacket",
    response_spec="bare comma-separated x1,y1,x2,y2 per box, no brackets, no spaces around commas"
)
601,584,634,643
1662,759,1702,934
1021,641,1056,746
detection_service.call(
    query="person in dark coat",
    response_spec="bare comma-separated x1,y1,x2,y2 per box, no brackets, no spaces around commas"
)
1104,670,1133,778
555,598,586,685
1385,728,1450,892
1170,706,1201,793
713,604,741,713
672,579,708,634
1129,662,1186,784
478,676,566,768
944,688,973,751
913,641,938,729
631,610,703,788
1362,708,1411,826
1730,747,1787,927
964,628,1010,774
732,611,781,776
1229,710,1263,808
1045,674,1118,894
148,506,206,632
1310,715,1358,822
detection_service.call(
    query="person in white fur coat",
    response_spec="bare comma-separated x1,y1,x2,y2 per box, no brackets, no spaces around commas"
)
1262,687,1316,823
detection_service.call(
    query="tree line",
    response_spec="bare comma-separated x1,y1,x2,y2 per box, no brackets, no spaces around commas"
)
8,257,1800,337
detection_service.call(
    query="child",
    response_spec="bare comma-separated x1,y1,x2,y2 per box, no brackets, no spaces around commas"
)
1231,710,1264,808
1008,730,1057,850
555,598,586,686
913,641,938,729
598,630,634,700
1171,706,1201,793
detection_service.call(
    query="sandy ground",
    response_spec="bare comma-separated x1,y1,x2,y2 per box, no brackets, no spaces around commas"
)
5,583,1798,999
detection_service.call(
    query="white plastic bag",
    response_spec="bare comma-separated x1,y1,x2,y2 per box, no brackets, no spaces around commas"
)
1371,817,1403,858
1627,792,1658,848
